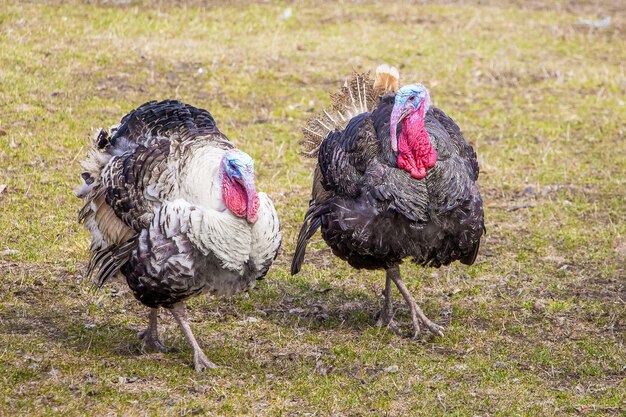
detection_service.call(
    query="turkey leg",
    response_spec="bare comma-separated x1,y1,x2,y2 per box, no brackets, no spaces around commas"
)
138,307,172,353
375,271,400,334
388,266,444,338
169,303,218,371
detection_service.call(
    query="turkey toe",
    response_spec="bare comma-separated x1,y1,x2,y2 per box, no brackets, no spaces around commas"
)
139,330,173,353
193,351,219,372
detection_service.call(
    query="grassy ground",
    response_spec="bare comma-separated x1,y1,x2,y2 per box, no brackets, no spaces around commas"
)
1,0,625,415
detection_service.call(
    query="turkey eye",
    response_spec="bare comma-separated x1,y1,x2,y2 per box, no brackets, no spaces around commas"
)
409,96,416,101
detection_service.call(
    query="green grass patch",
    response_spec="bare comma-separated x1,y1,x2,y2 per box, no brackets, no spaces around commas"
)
0,0,624,415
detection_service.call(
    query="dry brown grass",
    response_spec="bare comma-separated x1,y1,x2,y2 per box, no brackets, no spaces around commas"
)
0,0,624,415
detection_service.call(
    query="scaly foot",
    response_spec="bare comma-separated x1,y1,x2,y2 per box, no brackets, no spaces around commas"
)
138,328,174,353
138,308,175,353
377,270,401,335
408,304,444,338
169,303,219,372
375,311,401,335
387,266,444,338
193,349,219,372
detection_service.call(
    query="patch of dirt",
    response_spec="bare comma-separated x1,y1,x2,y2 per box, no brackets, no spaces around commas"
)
292,247,334,269
92,73,146,100
568,275,626,304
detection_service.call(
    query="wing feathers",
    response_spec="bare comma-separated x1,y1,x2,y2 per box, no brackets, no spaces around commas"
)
78,100,281,299
88,237,139,288
291,202,331,275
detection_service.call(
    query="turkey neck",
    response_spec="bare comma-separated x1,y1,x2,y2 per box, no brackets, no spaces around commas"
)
178,146,227,212
397,106,437,179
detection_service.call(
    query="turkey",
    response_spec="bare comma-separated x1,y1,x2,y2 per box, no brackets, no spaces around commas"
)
77,100,281,371
291,65,484,337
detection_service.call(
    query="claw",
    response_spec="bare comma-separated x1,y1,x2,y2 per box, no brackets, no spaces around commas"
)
375,314,402,335
169,303,219,372
387,266,445,339
138,308,175,353
375,270,401,335
138,328,175,353
193,351,219,371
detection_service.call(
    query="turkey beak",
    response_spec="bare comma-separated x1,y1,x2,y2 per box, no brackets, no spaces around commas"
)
390,105,411,153
243,176,259,224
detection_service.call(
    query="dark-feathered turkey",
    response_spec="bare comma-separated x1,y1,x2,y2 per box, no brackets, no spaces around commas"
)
291,65,484,337
77,100,281,370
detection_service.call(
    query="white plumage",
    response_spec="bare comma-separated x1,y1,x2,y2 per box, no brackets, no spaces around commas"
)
77,100,281,371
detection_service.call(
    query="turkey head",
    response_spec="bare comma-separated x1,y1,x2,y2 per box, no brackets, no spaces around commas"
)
221,150,260,224
390,84,437,179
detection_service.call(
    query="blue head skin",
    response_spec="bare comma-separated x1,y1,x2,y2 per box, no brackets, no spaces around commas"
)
221,150,259,223
390,84,430,152
223,150,255,181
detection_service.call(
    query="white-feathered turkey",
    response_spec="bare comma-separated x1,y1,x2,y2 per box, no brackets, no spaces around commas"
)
291,66,484,337
77,100,281,371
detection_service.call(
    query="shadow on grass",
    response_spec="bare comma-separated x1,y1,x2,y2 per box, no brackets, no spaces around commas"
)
0,264,449,375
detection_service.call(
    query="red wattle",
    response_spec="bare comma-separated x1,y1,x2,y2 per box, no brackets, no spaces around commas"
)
222,173,260,223
247,194,260,223
397,106,437,179
222,175,247,218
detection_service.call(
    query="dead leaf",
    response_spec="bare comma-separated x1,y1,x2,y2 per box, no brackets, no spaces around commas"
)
239,316,260,324
14,104,35,112
533,299,547,313
384,365,399,373
507,204,534,212
614,239,626,257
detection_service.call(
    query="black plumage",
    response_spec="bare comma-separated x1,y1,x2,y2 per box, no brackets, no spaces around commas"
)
292,67,484,337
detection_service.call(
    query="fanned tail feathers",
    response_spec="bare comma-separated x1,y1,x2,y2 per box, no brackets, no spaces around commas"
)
300,64,400,158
